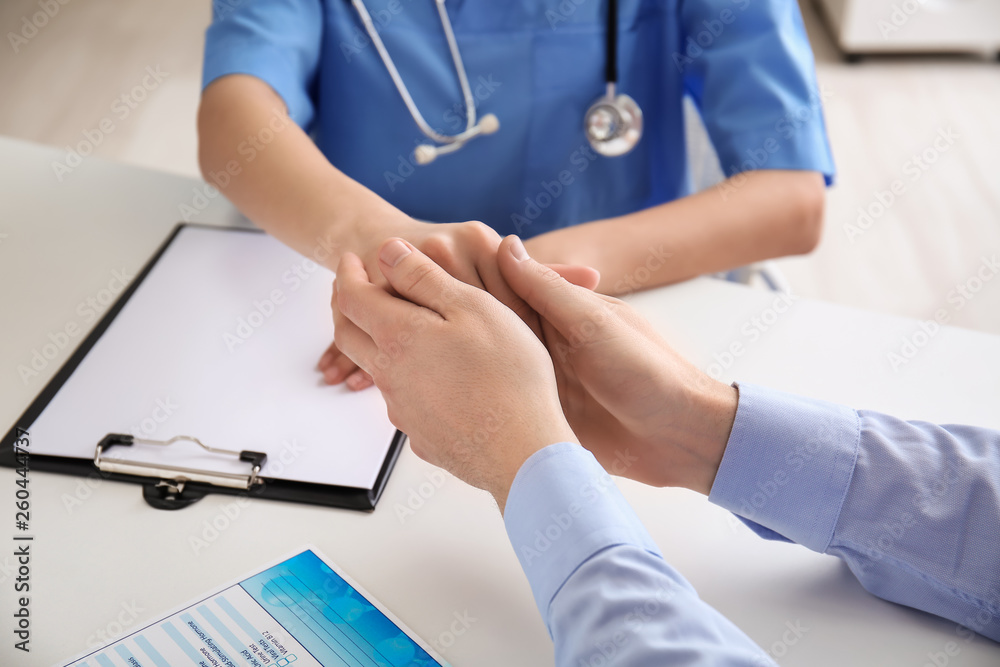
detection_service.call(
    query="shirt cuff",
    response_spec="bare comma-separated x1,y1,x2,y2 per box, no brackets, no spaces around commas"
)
504,442,661,617
708,383,861,553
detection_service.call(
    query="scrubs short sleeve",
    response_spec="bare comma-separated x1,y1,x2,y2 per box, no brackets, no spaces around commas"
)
203,0,323,130
678,0,835,184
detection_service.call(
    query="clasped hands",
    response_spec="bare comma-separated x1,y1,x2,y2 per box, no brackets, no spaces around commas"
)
332,233,739,511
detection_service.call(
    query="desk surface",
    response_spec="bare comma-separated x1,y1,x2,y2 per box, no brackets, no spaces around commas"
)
1,136,998,665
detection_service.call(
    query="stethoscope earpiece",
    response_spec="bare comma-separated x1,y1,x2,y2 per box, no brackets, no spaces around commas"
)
415,113,501,165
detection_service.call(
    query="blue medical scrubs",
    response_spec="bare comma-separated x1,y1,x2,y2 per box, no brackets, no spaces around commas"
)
203,0,834,238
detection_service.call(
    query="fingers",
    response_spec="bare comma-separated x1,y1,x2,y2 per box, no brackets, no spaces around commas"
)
323,349,373,390
545,263,601,291
331,292,379,377
336,250,441,341
345,368,374,391
320,345,359,384
376,238,469,318
320,318,374,390
317,340,338,372
498,235,607,336
474,248,543,337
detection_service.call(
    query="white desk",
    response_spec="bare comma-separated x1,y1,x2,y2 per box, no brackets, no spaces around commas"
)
1,136,998,665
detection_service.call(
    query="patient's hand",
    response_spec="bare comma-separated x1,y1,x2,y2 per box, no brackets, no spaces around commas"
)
319,220,508,390
495,236,738,494
319,220,600,390
332,238,576,511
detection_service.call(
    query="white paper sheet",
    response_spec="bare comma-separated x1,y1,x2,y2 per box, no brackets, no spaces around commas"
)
29,226,397,490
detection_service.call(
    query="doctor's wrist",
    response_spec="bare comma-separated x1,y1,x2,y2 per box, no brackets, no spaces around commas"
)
328,210,420,272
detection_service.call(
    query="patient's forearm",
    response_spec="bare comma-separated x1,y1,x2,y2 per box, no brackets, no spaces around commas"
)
197,75,409,270
525,170,826,295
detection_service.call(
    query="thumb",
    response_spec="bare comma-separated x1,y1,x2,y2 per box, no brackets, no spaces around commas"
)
377,237,466,316
498,235,603,334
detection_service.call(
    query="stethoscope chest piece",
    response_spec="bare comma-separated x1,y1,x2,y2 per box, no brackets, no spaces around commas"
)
585,87,643,157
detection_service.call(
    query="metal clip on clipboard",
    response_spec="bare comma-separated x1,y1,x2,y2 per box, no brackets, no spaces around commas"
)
95,434,268,511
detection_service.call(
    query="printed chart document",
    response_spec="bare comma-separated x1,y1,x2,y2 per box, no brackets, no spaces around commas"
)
64,548,445,667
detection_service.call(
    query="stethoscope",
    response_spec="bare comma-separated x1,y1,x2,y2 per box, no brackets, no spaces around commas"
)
350,0,643,165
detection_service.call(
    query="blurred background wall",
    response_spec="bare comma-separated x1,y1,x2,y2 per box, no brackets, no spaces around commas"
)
1,0,998,336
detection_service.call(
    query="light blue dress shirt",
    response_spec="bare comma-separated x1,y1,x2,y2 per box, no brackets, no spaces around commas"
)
203,0,834,237
504,383,1000,665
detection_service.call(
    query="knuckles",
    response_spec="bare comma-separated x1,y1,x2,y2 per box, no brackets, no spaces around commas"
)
400,259,441,297
459,220,499,245
421,221,499,268
418,234,456,268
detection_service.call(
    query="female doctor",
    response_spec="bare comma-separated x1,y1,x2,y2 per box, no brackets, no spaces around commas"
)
198,0,835,390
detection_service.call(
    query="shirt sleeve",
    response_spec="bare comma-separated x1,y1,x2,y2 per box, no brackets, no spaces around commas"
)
678,0,835,184
203,0,323,130
709,383,1000,641
505,442,773,666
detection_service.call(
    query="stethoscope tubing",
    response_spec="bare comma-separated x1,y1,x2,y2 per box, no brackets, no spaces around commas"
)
349,0,640,160
349,0,477,145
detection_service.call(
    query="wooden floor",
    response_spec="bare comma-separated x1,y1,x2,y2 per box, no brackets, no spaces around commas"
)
1,0,998,335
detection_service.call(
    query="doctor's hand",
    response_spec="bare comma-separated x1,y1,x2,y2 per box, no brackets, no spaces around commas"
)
332,238,577,511
318,219,599,390
319,220,505,390
496,236,739,495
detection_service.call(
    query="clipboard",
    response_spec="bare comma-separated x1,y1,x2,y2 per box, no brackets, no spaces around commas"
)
0,224,406,511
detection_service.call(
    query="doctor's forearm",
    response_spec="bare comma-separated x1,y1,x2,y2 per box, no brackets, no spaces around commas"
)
527,170,825,295
197,75,410,271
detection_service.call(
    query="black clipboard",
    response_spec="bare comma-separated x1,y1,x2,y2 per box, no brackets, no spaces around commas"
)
0,223,405,512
